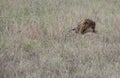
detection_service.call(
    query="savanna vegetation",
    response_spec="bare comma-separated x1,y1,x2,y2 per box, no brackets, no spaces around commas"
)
0,0,120,78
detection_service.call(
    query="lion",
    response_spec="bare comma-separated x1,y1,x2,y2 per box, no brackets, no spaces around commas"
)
72,19,96,34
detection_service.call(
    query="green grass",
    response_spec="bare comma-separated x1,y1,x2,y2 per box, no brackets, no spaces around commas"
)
0,0,120,78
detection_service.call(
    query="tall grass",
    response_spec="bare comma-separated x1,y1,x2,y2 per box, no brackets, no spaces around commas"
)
0,0,120,78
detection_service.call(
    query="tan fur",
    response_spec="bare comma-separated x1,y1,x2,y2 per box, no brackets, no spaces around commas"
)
72,19,96,34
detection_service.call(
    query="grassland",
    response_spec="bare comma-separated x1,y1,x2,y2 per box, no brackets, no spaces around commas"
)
0,0,120,78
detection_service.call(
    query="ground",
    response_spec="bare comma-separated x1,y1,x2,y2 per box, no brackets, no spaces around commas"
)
0,0,120,78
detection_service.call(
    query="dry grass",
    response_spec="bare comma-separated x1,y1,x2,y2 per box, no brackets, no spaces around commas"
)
0,0,120,78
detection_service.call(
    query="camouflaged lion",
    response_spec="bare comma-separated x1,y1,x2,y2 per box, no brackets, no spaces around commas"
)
72,19,96,34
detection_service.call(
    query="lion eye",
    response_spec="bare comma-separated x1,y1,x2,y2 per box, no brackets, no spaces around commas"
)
84,21,88,24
